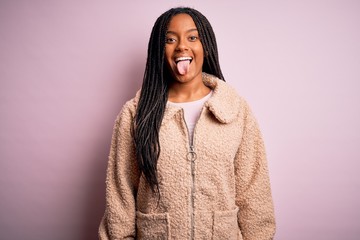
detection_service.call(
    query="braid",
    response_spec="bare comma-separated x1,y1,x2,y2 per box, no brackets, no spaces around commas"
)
134,7,225,193
187,10,224,80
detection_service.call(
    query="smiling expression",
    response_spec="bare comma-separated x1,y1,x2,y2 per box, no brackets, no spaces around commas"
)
165,14,204,84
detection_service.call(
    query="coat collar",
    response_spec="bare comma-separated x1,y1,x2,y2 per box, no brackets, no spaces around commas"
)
202,73,241,123
162,73,241,124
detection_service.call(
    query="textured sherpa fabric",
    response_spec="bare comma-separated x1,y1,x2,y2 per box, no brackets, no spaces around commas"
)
99,73,276,240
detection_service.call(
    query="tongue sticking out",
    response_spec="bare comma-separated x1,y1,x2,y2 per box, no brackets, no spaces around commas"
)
176,60,190,75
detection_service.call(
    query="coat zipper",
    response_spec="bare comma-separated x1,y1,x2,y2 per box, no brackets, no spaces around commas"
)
189,143,196,240
181,108,203,240
183,116,196,240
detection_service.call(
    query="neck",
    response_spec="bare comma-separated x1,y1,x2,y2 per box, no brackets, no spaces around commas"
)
168,79,211,103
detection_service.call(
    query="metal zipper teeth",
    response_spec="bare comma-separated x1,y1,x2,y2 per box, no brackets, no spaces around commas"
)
182,112,195,240
190,145,195,240
181,108,204,240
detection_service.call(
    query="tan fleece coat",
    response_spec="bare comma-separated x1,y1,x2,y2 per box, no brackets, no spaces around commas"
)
99,73,276,240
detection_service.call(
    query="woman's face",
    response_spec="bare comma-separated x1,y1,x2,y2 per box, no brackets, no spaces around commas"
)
165,13,204,84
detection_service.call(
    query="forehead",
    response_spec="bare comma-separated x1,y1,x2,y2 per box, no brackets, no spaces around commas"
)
167,13,197,32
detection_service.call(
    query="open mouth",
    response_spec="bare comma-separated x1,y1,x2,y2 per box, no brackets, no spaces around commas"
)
175,57,193,75
175,56,193,64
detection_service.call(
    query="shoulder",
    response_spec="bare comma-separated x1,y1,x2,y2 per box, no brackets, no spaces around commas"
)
203,72,246,104
114,90,140,125
204,73,251,123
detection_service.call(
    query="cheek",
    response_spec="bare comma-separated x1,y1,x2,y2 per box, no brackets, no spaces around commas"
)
164,49,174,72
164,50,170,63
164,47,173,63
194,44,204,62
196,49,204,65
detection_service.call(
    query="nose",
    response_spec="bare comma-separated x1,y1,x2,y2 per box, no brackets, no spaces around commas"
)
176,37,189,51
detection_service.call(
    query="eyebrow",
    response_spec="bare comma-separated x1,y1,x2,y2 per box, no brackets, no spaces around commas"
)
166,28,198,35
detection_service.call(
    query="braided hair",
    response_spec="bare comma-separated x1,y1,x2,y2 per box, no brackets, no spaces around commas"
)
134,7,225,192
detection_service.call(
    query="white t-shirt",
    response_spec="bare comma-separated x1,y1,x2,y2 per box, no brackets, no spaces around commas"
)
168,91,213,143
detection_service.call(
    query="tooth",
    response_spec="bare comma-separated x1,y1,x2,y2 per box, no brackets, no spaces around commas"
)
176,57,192,62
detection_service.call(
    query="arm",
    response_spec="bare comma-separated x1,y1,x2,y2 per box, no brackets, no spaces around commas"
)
234,100,276,240
99,104,140,239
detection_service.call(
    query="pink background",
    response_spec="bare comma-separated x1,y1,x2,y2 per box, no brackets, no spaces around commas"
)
1,1,359,239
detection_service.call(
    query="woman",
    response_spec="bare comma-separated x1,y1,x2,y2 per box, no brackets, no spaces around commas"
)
99,7,275,240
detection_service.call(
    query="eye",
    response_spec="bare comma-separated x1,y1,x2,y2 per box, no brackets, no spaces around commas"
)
165,37,176,44
188,36,198,41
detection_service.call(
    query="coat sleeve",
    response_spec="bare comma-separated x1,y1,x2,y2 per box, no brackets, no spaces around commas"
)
234,100,276,240
99,103,140,239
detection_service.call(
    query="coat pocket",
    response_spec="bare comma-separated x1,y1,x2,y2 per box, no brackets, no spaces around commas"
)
136,211,170,240
213,207,242,240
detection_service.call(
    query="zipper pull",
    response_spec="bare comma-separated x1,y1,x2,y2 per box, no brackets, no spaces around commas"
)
187,145,197,162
